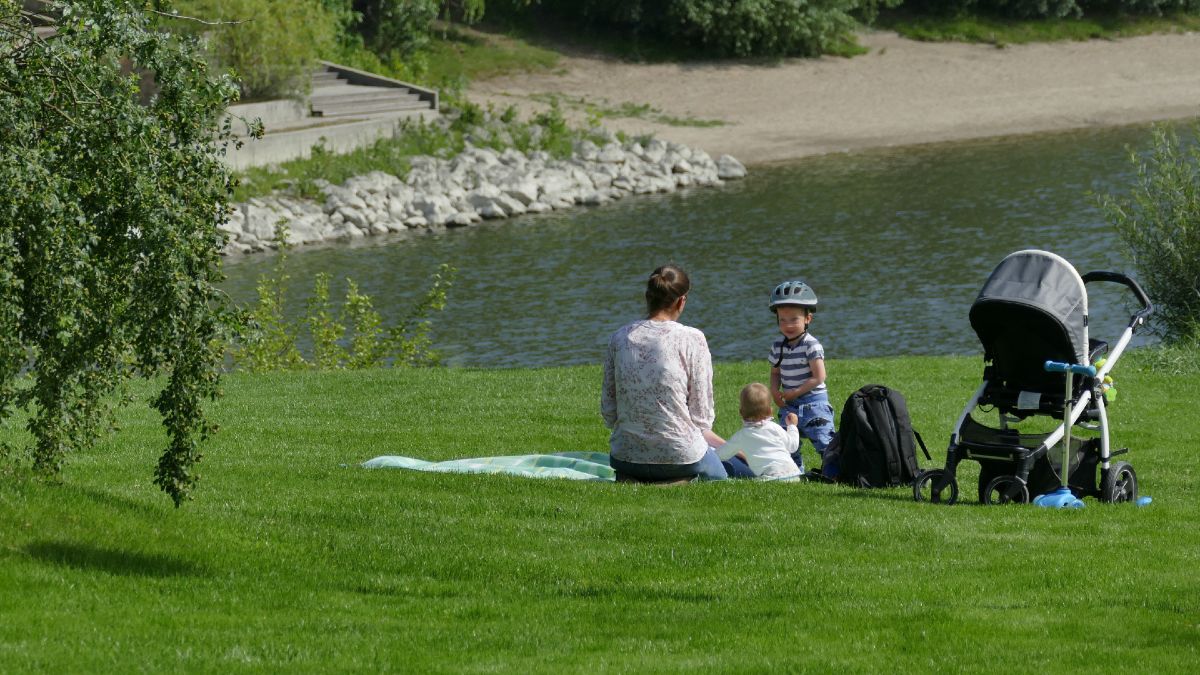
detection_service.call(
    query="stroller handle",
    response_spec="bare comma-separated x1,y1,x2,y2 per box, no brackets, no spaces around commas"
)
1081,271,1154,323
1044,360,1097,377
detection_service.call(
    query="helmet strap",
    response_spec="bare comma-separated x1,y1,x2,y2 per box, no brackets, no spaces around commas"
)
773,330,807,367
783,329,808,345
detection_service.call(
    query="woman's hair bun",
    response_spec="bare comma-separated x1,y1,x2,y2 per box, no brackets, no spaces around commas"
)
646,264,690,315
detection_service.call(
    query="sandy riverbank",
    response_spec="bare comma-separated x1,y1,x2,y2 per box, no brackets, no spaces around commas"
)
467,30,1200,165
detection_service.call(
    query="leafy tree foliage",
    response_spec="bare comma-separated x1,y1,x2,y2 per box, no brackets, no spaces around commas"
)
1102,124,1200,343
165,0,337,101
1,0,239,504
350,0,439,54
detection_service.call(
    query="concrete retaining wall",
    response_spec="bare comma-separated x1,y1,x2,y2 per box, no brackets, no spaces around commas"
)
222,109,437,170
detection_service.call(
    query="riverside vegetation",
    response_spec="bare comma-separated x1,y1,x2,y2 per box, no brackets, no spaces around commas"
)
1,354,1197,670
232,238,456,372
162,0,1200,104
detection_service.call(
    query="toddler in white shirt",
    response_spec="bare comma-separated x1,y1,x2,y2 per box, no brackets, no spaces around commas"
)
717,383,803,480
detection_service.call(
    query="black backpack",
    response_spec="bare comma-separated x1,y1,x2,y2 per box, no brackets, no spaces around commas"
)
826,384,931,488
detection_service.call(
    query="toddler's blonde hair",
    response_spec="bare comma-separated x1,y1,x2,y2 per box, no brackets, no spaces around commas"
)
739,382,773,422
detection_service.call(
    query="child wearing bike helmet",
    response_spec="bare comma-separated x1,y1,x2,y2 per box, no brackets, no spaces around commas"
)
768,280,838,478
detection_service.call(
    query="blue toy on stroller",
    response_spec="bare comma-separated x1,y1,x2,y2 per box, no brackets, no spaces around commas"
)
913,249,1153,505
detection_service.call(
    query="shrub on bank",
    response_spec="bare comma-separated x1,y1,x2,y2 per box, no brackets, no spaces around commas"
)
1102,123,1200,343
232,236,456,372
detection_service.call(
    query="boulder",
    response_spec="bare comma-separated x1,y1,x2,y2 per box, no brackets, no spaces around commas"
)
597,144,626,163
502,178,540,206
643,139,667,163
573,139,600,161
580,191,608,206
243,204,285,241
448,212,475,227
717,154,747,179
337,206,368,230
413,193,455,222
495,193,527,216
477,202,506,219
537,171,576,198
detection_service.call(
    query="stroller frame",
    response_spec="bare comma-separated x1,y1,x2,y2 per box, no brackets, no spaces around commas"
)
913,250,1153,505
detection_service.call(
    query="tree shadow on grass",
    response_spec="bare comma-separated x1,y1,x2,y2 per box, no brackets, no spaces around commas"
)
24,540,204,578
74,485,163,518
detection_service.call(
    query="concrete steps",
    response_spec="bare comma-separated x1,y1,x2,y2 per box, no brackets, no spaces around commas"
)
223,61,439,170
308,63,437,119
311,85,428,118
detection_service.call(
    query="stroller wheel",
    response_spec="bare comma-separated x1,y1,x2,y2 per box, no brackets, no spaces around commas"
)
1101,462,1138,503
977,464,1001,504
913,469,959,504
982,475,1030,505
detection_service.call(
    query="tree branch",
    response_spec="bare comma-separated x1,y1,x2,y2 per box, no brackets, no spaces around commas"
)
149,9,251,26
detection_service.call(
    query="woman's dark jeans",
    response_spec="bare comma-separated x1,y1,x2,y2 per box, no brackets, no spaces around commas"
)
610,448,729,481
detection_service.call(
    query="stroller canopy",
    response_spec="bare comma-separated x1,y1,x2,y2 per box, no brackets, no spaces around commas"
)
971,249,1090,371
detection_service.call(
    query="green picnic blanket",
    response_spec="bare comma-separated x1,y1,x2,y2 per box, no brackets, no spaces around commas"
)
362,451,615,481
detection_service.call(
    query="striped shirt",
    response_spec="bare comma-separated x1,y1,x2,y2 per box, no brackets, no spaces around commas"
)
769,332,826,392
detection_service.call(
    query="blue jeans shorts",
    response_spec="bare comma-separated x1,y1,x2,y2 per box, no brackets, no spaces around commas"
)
778,391,836,456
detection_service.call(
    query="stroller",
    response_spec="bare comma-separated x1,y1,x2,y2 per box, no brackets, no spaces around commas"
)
913,249,1153,505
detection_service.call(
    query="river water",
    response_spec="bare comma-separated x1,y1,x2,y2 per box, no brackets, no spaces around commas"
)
220,123,1176,368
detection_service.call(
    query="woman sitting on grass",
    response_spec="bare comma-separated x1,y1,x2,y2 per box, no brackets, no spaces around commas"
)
601,264,728,481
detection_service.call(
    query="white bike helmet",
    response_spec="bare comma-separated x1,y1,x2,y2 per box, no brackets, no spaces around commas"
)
769,280,818,312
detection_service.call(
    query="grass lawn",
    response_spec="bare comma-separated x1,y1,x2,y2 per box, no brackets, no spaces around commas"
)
1,355,1197,671
422,23,562,87
878,10,1200,47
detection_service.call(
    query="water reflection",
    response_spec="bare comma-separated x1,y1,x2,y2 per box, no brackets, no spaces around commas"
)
221,123,1181,368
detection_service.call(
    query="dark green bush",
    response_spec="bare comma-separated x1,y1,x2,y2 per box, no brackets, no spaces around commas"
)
495,0,886,57
666,0,865,57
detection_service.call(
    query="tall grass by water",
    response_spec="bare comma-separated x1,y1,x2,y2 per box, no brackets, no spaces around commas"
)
1,354,1197,670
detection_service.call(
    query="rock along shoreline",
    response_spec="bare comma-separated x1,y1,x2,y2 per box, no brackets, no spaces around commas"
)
221,134,747,255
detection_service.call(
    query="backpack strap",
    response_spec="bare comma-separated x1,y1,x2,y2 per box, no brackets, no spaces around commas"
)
914,429,931,461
